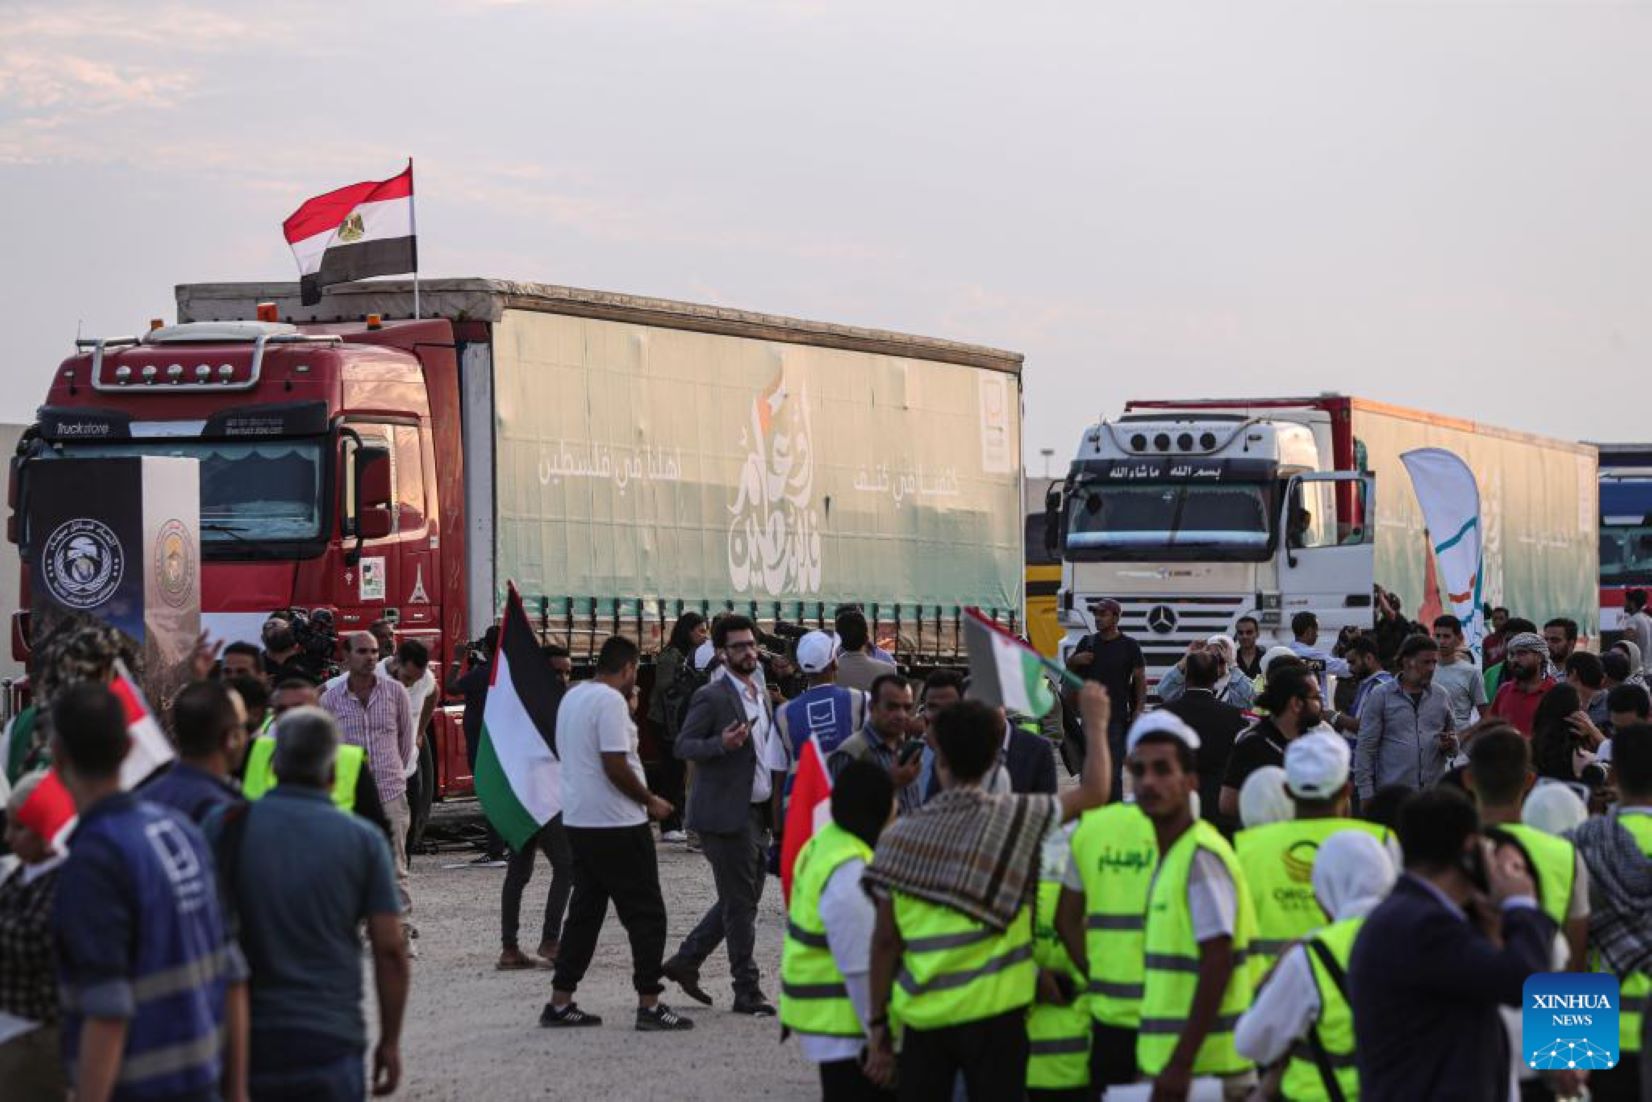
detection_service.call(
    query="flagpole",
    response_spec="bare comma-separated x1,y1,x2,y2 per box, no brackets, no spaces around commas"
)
409,157,420,320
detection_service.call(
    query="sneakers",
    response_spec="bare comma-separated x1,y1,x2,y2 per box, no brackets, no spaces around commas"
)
637,1003,695,1031
469,852,508,868
539,1002,603,1027
731,994,776,1017
661,958,713,1006
661,829,688,844
497,947,535,971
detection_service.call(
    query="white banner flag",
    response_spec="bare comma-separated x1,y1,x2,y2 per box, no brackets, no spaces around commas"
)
1400,448,1487,660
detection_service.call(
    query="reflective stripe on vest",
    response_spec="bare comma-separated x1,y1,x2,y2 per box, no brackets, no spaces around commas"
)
891,894,1036,1031
1138,820,1259,1078
1495,823,1576,929
1069,802,1157,1027
1235,818,1389,975
1027,874,1091,1090
1281,916,1362,1102
779,823,873,1038
241,736,362,812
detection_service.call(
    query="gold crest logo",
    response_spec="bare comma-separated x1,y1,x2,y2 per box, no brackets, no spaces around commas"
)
1282,840,1319,885
337,211,365,243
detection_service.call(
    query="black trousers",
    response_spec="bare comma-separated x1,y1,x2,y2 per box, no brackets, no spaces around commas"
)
897,1009,1029,1101
500,814,572,950
1090,1021,1137,1091
673,804,768,999
819,1058,897,1102
551,823,667,997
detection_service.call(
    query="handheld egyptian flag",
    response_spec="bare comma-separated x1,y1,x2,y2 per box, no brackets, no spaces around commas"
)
111,659,175,789
963,608,1076,719
779,730,834,903
283,162,417,306
16,769,76,851
474,583,564,851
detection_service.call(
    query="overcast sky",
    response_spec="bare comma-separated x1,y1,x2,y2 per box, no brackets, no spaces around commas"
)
4,0,1650,465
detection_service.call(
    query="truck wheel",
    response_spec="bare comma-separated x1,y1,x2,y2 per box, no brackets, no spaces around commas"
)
407,737,436,853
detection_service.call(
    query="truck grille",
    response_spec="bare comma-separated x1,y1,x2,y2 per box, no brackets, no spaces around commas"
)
1115,595,1250,681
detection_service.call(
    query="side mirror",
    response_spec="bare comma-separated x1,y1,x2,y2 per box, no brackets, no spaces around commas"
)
1043,485,1063,557
358,506,393,541
356,447,392,511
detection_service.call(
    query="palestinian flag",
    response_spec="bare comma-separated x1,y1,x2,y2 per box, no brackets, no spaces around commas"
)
779,731,833,904
283,162,417,306
474,583,563,850
963,608,1059,719
16,769,76,850
112,659,174,789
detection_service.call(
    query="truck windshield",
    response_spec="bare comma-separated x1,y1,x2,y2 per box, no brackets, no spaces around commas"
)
1602,480,1652,585
1065,480,1274,561
52,438,326,545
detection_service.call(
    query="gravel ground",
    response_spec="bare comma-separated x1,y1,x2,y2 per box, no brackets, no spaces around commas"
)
396,810,817,1101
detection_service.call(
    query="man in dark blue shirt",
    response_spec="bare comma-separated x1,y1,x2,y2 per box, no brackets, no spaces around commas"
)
137,681,247,824
50,681,248,1102
209,706,409,1100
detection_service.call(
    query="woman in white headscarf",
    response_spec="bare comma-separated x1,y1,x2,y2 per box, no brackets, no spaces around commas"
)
1235,831,1397,1084
1522,781,1590,836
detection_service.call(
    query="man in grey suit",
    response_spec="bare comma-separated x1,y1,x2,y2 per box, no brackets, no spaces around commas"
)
664,615,790,1016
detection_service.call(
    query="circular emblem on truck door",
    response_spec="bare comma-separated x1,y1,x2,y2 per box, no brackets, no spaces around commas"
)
1146,605,1178,634
41,518,125,610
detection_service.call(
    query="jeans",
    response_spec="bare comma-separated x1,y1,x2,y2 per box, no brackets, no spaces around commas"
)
249,1047,364,1102
896,1008,1030,1101
500,815,572,950
552,823,668,996
672,804,768,999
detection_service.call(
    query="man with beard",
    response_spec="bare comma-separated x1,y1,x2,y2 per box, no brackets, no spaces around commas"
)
1487,632,1558,737
1354,635,1457,798
1218,665,1323,822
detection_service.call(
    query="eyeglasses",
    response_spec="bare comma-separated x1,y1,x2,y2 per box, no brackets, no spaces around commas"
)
725,640,758,652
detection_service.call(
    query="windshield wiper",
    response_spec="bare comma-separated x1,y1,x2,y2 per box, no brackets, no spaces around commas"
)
201,521,254,547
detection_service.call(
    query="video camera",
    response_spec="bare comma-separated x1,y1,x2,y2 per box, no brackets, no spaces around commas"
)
272,607,340,680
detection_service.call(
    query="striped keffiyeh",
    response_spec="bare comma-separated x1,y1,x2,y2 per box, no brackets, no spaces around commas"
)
863,786,1060,930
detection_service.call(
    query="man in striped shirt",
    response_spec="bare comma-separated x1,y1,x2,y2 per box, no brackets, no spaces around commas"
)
322,632,416,946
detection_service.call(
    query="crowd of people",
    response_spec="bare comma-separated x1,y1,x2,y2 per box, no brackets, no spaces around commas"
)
11,588,1652,1100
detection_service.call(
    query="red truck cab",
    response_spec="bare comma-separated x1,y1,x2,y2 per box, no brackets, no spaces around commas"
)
13,314,472,831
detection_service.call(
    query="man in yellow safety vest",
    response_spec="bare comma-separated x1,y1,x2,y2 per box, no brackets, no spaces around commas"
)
779,760,898,1100
1235,830,1396,1100
1235,731,1392,973
861,683,1113,1096
1131,710,1261,1100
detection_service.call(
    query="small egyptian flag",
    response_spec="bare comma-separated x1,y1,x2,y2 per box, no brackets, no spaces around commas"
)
283,162,417,306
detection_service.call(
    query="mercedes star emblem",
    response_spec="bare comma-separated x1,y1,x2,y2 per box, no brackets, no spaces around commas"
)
1146,605,1178,634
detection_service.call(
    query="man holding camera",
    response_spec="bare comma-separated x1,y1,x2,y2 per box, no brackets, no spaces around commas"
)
665,615,791,1016
828,674,924,814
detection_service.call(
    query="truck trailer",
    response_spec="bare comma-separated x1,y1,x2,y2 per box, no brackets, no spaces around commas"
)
12,278,1025,828
1596,442,1652,637
1045,395,1598,683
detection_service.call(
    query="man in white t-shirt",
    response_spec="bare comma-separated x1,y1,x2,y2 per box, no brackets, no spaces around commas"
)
387,641,438,781
542,636,692,1032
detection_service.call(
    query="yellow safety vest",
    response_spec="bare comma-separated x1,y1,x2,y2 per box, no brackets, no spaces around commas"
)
241,736,363,812
1027,843,1092,1091
1491,823,1576,929
1235,818,1390,971
1604,813,1652,1055
890,893,1036,1032
1281,916,1362,1102
1138,819,1259,1078
780,823,873,1037
1068,802,1157,1028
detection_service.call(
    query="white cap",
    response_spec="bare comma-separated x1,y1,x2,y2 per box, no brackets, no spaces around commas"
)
795,631,838,675
1239,766,1293,828
1285,731,1351,799
1125,710,1201,757
692,641,717,671
1259,645,1298,677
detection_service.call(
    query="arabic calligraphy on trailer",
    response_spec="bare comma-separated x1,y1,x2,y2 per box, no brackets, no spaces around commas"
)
537,442,684,493
850,464,963,508
727,370,822,597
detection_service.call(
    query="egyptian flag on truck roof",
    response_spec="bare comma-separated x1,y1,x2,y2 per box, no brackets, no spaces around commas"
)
283,161,417,306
